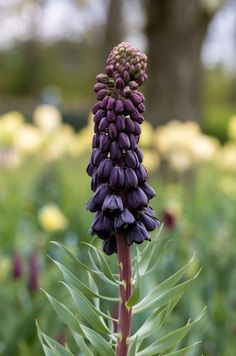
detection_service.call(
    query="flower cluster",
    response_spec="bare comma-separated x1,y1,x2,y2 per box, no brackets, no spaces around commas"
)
86,42,159,255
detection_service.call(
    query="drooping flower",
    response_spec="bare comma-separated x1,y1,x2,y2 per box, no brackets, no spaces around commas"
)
87,42,159,255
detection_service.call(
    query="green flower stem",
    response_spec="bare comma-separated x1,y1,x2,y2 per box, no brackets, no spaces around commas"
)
116,234,132,356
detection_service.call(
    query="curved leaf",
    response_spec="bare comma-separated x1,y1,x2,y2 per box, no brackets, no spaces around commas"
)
80,325,115,356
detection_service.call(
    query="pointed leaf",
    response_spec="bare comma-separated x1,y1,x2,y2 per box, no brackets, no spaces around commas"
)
80,325,115,356
71,331,93,356
126,263,141,307
163,341,201,355
40,332,74,356
128,335,139,356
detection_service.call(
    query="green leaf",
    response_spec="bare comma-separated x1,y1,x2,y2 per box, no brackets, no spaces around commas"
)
128,335,139,356
42,290,80,333
163,341,201,355
133,255,199,313
80,325,115,356
62,282,111,334
126,263,141,307
71,331,93,356
40,332,74,356
137,309,205,355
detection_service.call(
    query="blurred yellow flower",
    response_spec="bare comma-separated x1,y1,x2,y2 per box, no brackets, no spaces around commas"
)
142,149,160,173
139,121,154,147
219,142,236,171
227,115,236,140
0,256,11,282
38,203,68,232
0,111,24,145
14,125,43,155
33,105,62,133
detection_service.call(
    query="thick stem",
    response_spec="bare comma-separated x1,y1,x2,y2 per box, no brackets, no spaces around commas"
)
116,234,132,356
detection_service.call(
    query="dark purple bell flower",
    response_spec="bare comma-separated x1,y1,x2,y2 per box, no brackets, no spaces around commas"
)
115,209,135,231
87,42,158,255
99,134,110,152
139,207,160,231
98,117,109,131
136,164,148,182
102,194,123,212
103,235,117,255
108,123,118,140
110,141,122,161
127,222,150,245
128,187,148,209
124,168,138,189
141,182,156,200
28,252,40,293
118,132,130,150
87,183,111,212
97,158,113,178
124,150,139,169
116,116,126,131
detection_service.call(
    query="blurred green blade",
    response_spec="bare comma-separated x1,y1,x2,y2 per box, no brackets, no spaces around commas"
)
137,309,205,355
128,335,139,356
80,325,115,356
42,290,80,333
71,331,93,356
62,282,111,334
163,341,201,355
40,332,74,356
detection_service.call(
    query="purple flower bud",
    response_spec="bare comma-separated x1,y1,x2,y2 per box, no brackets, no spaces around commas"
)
123,70,130,82
130,108,140,121
12,253,23,279
109,166,124,188
110,141,121,160
97,89,108,101
91,212,114,238
124,168,138,189
116,116,126,131
106,65,114,76
137,103,145,112
103,235,117,255
102,195,123,212
98,158,113,178
129,64,135,75
96,74,109,83
99,134,110,152
124,99,134,113
116,77,125,89
128,187,148,209
86,163,96,177
124,151,139,169
134,121,141,135
91,148,107,166
118,132,130,150
123,86,131,97
136,164,148,182
125,118,135,133
115,100,124,114
92,133,100,148
130,92,142,105
115,209,135,231
141,182,156,200
98,117,108,131
94,83,106,93
100,96,109,109
127,222,149,245
108,123,117,140
92,102,101,114
107,109,116,122
93,109,105,123
129,134,137,149
129,81,139,90
107,97,116,110
135,147,144,162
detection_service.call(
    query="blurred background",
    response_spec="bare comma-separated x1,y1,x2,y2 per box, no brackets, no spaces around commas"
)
0,0,236,355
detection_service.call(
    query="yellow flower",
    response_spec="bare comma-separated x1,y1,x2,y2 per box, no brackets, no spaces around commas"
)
227,115,236,140
14,125,43,155
0,111,24,145
38,203,68,232
142,149,160,173
219,143,236,171
139,121,154,148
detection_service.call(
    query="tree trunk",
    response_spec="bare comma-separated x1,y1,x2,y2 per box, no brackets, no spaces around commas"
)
103,0,123,58
145,0,212,126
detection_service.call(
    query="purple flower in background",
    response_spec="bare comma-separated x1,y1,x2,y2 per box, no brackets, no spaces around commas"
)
87,42,159,255
28,252,40,293
12,252,24,279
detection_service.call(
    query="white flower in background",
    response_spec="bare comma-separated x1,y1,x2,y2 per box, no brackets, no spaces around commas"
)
219,142,236,171
191,134,219,162
38,203,68,232
14,125,43,155
33,105,62,133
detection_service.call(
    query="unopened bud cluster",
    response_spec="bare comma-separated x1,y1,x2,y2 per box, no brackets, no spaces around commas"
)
87,42,159,255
